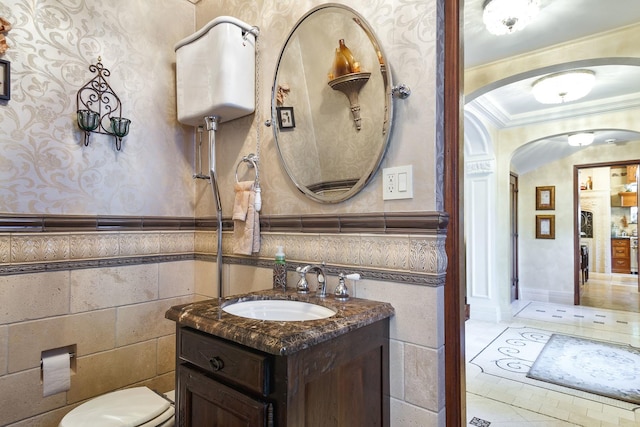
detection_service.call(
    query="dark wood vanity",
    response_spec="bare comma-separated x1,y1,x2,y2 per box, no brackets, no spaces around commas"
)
166,291,394,427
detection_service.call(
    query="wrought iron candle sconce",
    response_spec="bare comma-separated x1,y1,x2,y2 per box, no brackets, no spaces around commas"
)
76,57,131,151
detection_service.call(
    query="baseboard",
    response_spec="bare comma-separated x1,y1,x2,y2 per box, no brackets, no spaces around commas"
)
519,287,574,305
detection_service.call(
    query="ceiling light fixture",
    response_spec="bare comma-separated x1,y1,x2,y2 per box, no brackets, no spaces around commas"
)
568,132,595,147
482,0,540,36
531,70,596,104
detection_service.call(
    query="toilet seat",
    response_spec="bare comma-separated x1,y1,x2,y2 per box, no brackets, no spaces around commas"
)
59,387,175,427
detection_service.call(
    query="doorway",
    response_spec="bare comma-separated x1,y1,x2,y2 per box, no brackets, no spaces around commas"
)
575,160,640,311
510,173,519,302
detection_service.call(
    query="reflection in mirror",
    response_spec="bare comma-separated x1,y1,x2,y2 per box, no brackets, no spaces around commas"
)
272,4,392,203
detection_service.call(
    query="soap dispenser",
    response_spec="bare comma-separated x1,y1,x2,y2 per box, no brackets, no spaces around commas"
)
273,246,287,291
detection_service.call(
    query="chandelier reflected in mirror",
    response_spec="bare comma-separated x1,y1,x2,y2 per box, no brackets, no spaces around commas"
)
532,70,596,104
482,0,540,35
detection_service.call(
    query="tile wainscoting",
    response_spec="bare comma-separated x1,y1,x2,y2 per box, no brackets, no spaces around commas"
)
0,212,448,426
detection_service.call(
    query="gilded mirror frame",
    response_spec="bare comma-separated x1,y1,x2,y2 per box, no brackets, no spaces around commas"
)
271,3,393,203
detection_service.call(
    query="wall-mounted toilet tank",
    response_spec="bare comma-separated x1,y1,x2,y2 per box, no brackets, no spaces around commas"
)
175,16,257,126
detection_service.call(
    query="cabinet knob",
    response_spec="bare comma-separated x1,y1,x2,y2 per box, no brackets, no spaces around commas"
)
209,356,224,371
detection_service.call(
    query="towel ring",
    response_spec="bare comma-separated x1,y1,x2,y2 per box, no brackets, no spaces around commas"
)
235,153,260,185
235,153,262,212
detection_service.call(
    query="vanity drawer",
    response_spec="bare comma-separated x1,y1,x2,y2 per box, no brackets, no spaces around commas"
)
612,239,630,248
613,249,629,258
179,328,271,395
612,258,630,273
612,239,630,259
613,258,630,267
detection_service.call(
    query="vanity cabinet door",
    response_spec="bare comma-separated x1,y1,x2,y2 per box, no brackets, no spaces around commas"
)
178,364,271,427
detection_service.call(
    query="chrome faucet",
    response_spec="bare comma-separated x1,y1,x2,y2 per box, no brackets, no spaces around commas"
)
296,263,327,297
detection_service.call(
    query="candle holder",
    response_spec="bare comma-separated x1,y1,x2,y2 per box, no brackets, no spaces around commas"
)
110,117,131,151
76,57,131,151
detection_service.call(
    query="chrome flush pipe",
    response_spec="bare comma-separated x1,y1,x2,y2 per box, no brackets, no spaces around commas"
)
193,125,209,179
205,116,223,301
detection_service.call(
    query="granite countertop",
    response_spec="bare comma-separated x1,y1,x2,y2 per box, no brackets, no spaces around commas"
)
165,289,395,356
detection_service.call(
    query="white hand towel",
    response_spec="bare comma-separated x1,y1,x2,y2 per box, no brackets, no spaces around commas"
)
232,181,252,221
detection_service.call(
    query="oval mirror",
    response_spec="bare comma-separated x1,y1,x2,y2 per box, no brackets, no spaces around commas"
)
272,4,392,203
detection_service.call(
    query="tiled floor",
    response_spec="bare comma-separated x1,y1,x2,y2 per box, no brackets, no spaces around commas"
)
580,272,640,313
465,299,640,426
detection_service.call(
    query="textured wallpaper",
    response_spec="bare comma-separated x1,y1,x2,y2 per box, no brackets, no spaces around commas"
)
0,0,440,218
0,0,196,216
195,0,441,217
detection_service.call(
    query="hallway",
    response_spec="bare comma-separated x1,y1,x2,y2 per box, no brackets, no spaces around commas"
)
465,299,640,426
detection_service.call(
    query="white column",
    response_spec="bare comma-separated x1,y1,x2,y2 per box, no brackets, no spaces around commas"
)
464,111,504,321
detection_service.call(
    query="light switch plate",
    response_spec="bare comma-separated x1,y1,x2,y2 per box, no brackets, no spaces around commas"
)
383,165,413,200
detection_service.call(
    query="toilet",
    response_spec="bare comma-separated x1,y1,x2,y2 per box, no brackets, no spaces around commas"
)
59,387,175,427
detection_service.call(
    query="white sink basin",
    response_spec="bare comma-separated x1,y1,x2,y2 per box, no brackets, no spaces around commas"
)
222,299,336,321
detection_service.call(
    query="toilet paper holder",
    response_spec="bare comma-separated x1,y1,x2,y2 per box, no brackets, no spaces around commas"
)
40,351,75,369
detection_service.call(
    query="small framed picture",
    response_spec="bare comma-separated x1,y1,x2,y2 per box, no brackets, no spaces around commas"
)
536,185,555,210
277,106,295,129
0,59,9,100
536,215,555,239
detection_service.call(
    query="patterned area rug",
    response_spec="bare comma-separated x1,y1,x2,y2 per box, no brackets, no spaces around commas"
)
469,326,639,410
527,333,640,405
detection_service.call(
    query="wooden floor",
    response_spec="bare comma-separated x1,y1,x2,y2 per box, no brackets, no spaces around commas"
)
580,272,640,313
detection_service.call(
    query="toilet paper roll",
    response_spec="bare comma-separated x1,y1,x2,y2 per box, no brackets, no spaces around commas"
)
42,348,71,397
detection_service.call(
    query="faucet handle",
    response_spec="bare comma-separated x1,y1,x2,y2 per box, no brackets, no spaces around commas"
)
296,266,309,293
334,273,355,300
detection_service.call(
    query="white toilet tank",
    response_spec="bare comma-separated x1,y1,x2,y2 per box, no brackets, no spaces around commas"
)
175,16,257,126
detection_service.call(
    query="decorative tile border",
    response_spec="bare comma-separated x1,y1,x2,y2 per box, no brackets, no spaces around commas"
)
0,213,448,286
5,231,195,264
0,254,195,276
0,212,448,234
0,215,197,232
197,231,446,287
69,233,120,260
256,232,446,276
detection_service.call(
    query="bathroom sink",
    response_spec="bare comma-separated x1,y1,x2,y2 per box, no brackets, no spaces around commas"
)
222,299,336,321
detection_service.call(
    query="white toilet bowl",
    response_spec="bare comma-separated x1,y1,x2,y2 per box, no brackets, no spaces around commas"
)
59,386,175,427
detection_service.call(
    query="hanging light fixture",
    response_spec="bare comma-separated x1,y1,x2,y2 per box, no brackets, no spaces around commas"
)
568,132,595,147
482,0,540,35
531,70,596,104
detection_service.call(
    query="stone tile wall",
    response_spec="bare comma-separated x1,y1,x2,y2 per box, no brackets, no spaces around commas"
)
0,243,196,426
0,226,446,425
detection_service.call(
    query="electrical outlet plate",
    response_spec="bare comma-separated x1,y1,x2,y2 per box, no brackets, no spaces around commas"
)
383,165,413,200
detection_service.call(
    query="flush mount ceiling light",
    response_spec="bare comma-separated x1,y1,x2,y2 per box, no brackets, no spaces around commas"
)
568,132,595,147
482,0,540,35
532,70,596,104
